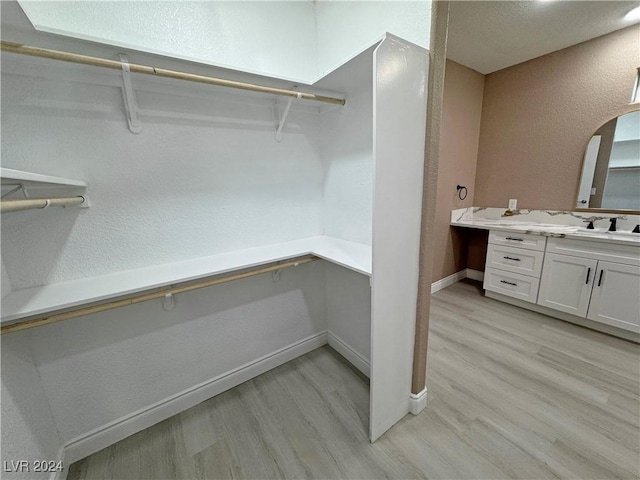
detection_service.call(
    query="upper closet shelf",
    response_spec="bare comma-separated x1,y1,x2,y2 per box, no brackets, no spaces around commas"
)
1,42,346,137
1,236,371,328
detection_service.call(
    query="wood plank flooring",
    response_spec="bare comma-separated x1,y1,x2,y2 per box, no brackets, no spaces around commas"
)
68,280,640,479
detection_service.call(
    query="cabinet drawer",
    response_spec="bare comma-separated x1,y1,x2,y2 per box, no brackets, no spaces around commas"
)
489,230,546,251
483,268,540,303
486,244,544,277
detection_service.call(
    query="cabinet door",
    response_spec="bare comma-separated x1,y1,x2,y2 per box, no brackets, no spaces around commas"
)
587,262,640,333
537,253,598,317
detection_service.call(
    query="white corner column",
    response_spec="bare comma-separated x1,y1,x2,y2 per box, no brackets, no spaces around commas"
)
369,35,429,441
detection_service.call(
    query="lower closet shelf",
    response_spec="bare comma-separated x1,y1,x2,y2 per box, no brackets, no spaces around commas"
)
1,235,372,328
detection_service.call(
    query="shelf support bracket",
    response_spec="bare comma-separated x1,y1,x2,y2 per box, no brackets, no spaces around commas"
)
119,54,142,134
274,91,300,142
161,293,175,311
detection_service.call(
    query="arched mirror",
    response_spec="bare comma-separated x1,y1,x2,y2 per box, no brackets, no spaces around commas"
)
576,109,640,213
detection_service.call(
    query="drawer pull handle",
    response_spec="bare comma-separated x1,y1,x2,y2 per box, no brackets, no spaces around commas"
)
500,280,518,286
585,267,591,285
503,256,521,261
598,270,604,287
505,237,523,242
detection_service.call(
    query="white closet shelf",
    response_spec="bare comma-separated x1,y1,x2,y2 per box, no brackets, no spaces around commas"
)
0,236,371,325
1,168,87,188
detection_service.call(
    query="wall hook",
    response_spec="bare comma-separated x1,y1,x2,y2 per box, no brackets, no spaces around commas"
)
161,293,175,311
119,54,142,134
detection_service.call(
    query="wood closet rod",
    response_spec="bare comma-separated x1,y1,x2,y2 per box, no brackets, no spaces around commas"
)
0,195,85,213
1,255,319,335
0,42,346,106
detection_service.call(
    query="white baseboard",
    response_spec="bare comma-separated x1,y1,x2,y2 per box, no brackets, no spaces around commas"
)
431,270,467,293
50,446,67,480
466,268,484,282
63,331,328,464
327,331,370,378
409,387,427,415
431,268,485,293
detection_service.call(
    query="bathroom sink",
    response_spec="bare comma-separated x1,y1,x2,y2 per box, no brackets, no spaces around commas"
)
573,227,640,239
602,231,640,238
524,225,580,233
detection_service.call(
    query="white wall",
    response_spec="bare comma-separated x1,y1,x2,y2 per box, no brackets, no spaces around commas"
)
1,333,62,480
316,45,376,246
1,259,12,298
27,261,326,445
16,1,432,83
1,54,324,288
325,262,371,364
17,0,319,82
315,1,431,77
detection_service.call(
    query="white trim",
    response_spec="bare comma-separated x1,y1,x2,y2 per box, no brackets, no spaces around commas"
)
63,331,328,463
430,270,467,293
409,387,427,415
49,446,67,480
430,269,485,293
466,268,485,282
327,331,370,377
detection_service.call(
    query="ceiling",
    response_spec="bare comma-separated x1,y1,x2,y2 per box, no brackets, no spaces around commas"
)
447,1,640,74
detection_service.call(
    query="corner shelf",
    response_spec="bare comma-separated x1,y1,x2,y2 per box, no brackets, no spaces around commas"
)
0,235,371,326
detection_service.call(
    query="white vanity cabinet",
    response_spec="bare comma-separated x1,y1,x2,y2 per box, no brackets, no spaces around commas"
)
483,230,546,303
538,238,640,333
586,261,640,332
537,253,598,317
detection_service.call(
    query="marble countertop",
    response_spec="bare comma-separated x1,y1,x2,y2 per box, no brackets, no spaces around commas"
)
451,208,640,246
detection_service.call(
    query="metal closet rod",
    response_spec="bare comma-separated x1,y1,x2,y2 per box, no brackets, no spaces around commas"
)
0,255,319,336
0,195,85,213
0,41,346,106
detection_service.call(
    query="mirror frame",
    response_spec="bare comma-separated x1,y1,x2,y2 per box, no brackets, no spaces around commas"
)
574,104,640,215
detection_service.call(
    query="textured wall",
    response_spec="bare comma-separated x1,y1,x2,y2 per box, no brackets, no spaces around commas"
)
17,0,432,84
432,60,484,282
17,1,319,82
2,333,62,479
315,1,431,77
317,46,374,246
28,261,326,443
1,55,324,288
325,262,371,362
474,25,640,210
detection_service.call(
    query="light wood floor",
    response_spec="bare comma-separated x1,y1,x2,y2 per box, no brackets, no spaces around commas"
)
68,280,640,479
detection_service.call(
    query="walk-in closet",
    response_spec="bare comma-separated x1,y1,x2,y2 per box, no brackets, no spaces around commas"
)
1,1,431,476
